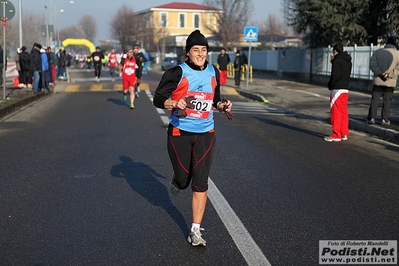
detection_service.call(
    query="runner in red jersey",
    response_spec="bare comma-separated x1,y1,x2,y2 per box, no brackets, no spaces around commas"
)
108,49,118,81
119,46,138,109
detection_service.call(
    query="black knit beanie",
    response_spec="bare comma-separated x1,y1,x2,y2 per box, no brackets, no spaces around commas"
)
387,36,397,46
185,30,209,53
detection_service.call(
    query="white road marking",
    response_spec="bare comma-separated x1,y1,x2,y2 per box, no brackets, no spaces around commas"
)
293,89,329,100
70,77,120,82
232,102,289,116
147,90,170,126
160,116,170,126
208,178,271,266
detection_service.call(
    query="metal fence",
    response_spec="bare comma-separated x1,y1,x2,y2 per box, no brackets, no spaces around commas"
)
208,45,385,81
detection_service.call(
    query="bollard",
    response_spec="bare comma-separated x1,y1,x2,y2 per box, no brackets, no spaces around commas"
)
227,63,234,78
240,64,252,83
241,64,247,80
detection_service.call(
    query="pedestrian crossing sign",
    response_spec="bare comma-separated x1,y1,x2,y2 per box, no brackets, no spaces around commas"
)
244,26,258,42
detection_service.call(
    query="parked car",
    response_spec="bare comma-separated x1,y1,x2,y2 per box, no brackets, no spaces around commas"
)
161,57,179,70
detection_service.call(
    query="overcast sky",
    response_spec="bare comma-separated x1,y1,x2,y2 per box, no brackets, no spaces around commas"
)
20,0,283,43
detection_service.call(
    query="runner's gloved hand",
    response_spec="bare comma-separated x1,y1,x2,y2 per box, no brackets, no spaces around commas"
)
222,98,235,120
176,96,196,118
185,96,195,109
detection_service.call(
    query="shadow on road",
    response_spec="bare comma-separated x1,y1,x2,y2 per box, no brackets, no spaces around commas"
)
253,116,325,139
110,155,188,236
107,96,129,107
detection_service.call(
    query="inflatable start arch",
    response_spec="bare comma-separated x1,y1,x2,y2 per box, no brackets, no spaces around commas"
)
61,38,96,53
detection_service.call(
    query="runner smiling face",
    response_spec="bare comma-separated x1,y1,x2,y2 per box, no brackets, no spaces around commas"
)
187,45,207,69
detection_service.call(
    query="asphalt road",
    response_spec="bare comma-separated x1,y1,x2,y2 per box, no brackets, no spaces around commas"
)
1,66,398,265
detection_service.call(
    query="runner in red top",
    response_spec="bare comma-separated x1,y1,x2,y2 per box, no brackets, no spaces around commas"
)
108,49,118,81
119,46,138,109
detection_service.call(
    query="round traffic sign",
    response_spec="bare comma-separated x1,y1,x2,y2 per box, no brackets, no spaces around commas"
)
0,1,16,21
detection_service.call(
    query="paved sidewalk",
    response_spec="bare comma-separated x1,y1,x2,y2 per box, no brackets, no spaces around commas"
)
0,79,51,118
229,73,399,144
1,72,398,144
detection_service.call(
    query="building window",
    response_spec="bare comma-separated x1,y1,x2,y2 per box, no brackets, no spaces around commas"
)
160,13,167,28
194,13,200,28
179,13,186,28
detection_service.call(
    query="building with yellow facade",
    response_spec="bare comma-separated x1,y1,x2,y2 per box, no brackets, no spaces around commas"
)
134,2,223,58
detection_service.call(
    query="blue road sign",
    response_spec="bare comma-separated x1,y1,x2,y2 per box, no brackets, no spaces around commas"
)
244,26,258,42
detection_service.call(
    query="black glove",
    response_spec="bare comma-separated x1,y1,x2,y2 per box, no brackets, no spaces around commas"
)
378,73,388,81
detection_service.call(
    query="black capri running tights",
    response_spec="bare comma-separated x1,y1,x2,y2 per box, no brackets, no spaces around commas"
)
167,125,216,192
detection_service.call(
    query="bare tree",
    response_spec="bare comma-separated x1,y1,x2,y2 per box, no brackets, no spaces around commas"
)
2,12,45,56
109,5,136,49
260,14,286,43
202,0,253,50
132,14,148,48
3,20,21,53
58,25,88,52
138,12,170,54
60,25,86,40
78,15,97,43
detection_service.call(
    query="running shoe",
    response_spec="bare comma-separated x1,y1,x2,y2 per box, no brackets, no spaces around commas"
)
169,178,180,196
187,227,206,247
382,119,390,125
324,136,341,142
123,94,127,101
136,86,140,98
130,103,135,109
367,118,375,124
341,135,348,141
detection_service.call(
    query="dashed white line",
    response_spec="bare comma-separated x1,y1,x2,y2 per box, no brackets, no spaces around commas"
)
147,90,169,126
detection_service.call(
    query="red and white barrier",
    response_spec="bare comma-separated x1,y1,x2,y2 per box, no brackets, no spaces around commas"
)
6,62,18,78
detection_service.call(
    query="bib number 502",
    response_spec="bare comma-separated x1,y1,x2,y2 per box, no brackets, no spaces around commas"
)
191,100,211,111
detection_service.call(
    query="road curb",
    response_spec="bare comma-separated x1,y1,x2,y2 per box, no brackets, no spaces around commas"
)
235,88,269,103
350,119,399,143
0,90,50,119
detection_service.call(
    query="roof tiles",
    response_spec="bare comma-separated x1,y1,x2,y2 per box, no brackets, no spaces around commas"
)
153,2,217,11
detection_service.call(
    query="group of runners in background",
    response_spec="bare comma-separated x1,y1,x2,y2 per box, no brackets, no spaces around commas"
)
81,44,147,109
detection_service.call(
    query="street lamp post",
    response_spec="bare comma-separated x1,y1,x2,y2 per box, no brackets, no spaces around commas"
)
52,9,63,48
49,0,73,48
18,0,22,47
44,6,62,47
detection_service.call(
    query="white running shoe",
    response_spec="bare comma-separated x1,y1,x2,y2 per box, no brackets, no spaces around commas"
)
324,136,341,142
187,227,206,246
